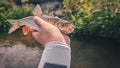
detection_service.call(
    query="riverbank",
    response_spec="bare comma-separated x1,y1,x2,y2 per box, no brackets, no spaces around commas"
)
0,30,120,47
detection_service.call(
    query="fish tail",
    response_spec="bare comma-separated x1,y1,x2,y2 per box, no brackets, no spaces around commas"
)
7,20,19,34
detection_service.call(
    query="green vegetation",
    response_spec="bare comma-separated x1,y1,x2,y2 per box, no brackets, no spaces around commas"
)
0,0,120,41
63,0,120,40
0,0,33,32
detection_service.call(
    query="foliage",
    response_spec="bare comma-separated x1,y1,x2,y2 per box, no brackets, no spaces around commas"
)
63,0,120,40
0,1,33,32
0,0,120,40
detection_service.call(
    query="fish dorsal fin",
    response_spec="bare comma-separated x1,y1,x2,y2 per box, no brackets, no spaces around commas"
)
32,5,42,16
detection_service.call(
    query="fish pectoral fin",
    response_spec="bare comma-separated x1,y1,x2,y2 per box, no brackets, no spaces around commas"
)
22,25,30,35
7,20,19,34
32,5,42,16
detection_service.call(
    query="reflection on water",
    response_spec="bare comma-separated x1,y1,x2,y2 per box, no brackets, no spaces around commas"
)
71,39,120,68
0,43,42,68
0,36,120,68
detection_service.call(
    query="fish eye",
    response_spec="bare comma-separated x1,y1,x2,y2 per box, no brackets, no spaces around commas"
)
62,24,65,27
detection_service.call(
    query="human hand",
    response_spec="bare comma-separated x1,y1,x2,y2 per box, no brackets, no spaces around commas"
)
32,16,70,46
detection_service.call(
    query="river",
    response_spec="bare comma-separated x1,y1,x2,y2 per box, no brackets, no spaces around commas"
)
0,32,120,68
71,38,120,68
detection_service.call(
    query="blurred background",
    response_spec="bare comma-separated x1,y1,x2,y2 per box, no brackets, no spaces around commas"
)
0,0,120,68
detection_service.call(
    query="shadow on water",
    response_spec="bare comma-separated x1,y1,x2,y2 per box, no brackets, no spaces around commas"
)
71,37,120,68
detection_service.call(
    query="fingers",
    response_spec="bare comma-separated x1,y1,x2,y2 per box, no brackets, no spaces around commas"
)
33,16,48,28
62,34,71,45
32,31,38,39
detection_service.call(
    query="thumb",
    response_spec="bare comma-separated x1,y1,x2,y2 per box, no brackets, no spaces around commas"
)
32,31,38,40
33,16,47,28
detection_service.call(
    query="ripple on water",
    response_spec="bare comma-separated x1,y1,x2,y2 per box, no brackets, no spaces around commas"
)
0,44,42,68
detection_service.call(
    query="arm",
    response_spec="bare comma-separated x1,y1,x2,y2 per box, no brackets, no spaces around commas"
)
38,41,71,68
32,16,71,68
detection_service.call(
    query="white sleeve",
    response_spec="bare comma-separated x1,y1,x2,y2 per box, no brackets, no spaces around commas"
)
37,41,71,68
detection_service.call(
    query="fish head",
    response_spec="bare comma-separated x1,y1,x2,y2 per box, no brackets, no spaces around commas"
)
58,21,75,34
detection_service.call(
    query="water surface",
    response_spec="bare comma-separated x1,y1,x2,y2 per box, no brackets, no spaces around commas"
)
71,38,120,68
0,32,120,68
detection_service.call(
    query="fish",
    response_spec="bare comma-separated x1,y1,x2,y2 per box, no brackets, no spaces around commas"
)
7,5,75,35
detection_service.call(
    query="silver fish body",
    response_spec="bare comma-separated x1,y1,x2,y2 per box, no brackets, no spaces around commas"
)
7,5,75,34
19,16,39,30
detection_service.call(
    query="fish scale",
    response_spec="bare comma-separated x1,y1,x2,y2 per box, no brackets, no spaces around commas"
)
7,5,75,35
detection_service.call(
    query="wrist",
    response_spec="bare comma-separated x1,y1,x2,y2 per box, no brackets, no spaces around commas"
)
45,41,70,48
45,37,66,46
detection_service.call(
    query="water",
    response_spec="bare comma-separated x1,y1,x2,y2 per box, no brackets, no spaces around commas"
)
0,34,120,68
71,38,120,68
0,44,42,68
